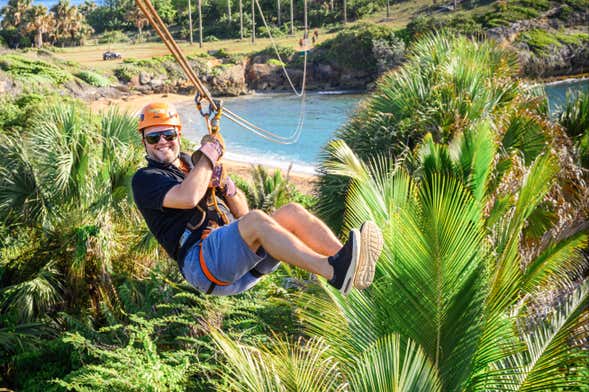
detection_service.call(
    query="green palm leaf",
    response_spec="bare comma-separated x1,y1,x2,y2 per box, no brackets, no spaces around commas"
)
314,140,490,391
27,102,97,207
347,333,442,392
499,281,589,391
0,133,49,225
1,261,62,322
211,329,343,391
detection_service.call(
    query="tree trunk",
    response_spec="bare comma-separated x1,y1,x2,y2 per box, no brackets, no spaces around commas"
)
35,30,43,48
290,0,294,35
303,0,307,35
343,0,347,24
198,0,203,48
251,0,255,44
188,0,193,45
386,0,390,18
227,0,232,22
239,0,243,40
277,0,281,26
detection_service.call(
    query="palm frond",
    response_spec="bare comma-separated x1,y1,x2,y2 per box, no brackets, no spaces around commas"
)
347,334,442,392
315,140,489,391
1,261,63,322
502,281,589,391
0,134,49,226
488,153,560,316
210,329,343,391
26,102,97,207
523,231,588,293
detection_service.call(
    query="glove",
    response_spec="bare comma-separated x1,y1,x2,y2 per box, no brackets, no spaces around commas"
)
210,164,237,197
191,133,225,167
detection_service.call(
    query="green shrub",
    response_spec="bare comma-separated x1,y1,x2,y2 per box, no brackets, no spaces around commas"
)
518,29,589,54
204,35,219,42
97,30,130,44
76,70,112,87
446,13,484,36
0,55,72,86
406,15,442,42
319,24,402,73
255,45,295,61
564,0,589,10
267,58,285,67
114,64,141,83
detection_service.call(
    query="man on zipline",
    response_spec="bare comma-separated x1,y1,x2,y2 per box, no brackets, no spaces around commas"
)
132,102,383,296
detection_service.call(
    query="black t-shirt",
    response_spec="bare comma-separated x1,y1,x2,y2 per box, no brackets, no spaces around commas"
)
132,153,200,260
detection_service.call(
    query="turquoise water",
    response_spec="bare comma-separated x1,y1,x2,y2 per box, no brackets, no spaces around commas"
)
177,79,588,172
178,93,364,173
544,78,589,114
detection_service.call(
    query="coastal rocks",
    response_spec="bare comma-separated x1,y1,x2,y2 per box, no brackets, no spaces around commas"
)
484,6,589,79
246,63,283,91
122,60,249,97
205,62,248,96
519,41,589,78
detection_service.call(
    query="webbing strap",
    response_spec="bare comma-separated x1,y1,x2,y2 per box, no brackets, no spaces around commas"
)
198,244,230,286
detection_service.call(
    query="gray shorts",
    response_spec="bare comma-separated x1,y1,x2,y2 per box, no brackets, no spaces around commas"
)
180,219,280,295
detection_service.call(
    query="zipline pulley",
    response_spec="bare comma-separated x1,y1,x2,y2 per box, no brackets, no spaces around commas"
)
195,93,223,135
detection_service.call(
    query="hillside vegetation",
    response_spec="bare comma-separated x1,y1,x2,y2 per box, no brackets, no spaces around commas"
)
1,32,589,391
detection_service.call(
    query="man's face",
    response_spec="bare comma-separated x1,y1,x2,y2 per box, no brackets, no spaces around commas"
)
143,125,180,164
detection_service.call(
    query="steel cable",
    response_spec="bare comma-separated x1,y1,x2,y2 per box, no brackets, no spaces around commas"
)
135,0,308,144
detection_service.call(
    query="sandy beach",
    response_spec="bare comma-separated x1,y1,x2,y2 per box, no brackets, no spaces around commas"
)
90,93,318,194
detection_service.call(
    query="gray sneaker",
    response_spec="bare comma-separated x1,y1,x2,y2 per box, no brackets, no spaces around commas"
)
354,221,383,290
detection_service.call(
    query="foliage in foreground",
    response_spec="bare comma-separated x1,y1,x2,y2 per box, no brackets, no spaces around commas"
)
213,129,589,391
316,32,586,234
558,89,589,168
0,94,308,390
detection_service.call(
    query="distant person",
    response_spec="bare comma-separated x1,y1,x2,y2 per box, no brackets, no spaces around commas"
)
132,102,383,296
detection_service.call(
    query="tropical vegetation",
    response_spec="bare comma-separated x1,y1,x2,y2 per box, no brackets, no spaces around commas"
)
1,29,588,392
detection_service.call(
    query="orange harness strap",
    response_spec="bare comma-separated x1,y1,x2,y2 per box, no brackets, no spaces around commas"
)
198,229,230,286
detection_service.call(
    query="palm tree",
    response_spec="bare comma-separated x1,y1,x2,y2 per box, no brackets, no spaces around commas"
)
125,7,148,38
24,5,55,48
0,0,32,30
0,102,145,321
211,129,589,390
51,0,93,46
238,164,295,213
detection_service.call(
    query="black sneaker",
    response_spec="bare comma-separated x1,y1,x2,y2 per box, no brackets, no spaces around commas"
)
354,221,383,290
328,229,360,296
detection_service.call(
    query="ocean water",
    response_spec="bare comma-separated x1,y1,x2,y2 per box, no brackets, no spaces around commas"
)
177,92,364,174
176,79,589,173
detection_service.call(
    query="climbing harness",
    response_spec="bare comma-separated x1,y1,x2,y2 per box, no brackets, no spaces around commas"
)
134,0,309,145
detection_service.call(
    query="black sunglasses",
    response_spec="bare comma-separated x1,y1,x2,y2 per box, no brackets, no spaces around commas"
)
144,129,178,145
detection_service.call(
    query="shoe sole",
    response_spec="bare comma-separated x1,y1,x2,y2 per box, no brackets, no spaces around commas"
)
340,229,360,296
354,221,383,290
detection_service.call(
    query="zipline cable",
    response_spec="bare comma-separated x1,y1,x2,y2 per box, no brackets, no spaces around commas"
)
134,0,308,145
253,0,307,97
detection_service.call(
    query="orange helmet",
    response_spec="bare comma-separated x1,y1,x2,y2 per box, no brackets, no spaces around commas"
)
138,102,182,133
